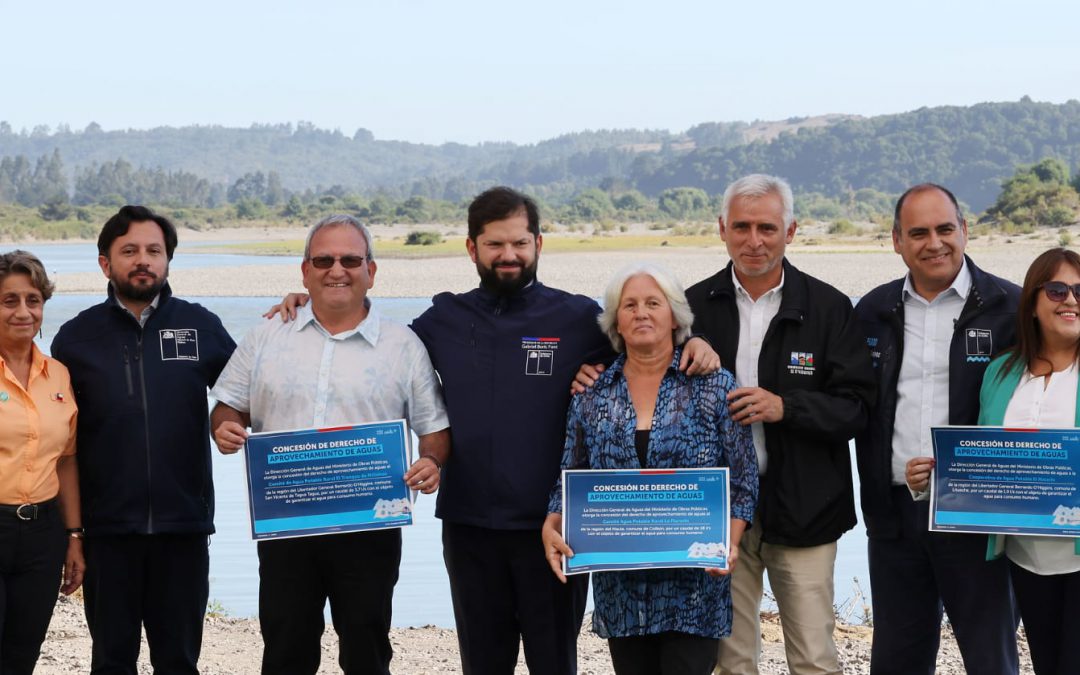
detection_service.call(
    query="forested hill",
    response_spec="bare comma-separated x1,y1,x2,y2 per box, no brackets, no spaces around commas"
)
2,98,1079,210
632,98,1080,211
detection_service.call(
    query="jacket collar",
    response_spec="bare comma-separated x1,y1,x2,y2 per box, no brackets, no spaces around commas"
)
964,254,1010,311
883,254,1008,320
703,258,809,321
474,280,543,311
105,281,172,324
106,280,172,307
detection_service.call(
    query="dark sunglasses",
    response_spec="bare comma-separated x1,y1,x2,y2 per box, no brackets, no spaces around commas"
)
307,255,368,269
1040,281,1080,303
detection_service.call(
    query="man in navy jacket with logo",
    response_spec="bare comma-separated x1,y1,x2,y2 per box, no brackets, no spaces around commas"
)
411,187,718,675
854,184,1021,674
52,206,235,674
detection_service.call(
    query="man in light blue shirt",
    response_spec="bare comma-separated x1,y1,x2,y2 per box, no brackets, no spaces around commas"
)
210,214,450,675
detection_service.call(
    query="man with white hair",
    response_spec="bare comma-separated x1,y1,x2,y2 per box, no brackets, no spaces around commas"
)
684,174,876,674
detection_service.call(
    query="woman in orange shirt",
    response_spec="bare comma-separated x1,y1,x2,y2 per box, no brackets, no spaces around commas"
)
0,250,82,674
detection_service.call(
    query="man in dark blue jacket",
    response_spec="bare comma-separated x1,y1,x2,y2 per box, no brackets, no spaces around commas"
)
51,206,235,674
854,184,1021,674
410,187,609,675
411,187,718,675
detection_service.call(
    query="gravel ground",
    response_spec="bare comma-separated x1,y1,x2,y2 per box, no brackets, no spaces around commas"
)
38,594,1033,674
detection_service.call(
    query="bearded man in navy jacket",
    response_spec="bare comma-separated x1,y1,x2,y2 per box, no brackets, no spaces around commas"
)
412,187,722,674
52,206,235,674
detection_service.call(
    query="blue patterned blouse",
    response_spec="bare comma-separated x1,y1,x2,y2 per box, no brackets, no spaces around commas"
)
548,348,758,640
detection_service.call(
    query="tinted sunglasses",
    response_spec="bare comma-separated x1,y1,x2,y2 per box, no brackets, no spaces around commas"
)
307,255,368,269
1040,281,1080,303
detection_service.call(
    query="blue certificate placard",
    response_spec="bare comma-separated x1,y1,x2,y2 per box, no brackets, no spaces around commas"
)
930,426,1080,536
243,420,413,540
561,468,730,574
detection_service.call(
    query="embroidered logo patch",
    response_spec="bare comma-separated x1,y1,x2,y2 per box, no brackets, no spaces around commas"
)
521,337,559,376
866,337,882,366
787,351,815,376
965,328,992,363
160,329,200,361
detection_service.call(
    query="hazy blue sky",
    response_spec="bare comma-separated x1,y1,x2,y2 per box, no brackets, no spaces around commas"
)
4,0,1077,144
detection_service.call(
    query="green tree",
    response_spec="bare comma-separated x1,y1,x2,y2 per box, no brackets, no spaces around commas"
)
612,190,650,215
39,197,73,221
264,171,285,206
986,158,1079,229
281,195,305,219
657,187,709,220
569,188,615,221
235,197,269,219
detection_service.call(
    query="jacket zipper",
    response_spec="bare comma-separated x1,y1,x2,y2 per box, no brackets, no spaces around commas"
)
123,346,134,397
134,336,154,534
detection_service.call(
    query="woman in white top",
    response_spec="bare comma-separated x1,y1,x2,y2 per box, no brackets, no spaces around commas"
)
957,247,1080,674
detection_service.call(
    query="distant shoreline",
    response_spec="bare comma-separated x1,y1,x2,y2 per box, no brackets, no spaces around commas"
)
42,238,1053,301
3,223,1063,301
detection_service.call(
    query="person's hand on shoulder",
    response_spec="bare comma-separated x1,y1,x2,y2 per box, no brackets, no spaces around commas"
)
262,293,310,322
680,336,721,376
570,363,606,395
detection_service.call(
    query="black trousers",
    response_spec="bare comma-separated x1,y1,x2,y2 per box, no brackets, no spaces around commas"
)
257,528,401,675
868,487,1019,675
608,632,719,675
442,521,588,675
83,533,209,675
0,501,66,675
1010,561,1080,675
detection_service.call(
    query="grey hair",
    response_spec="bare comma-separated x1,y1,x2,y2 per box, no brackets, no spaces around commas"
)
304,214,375,261
721,174,795,228
598,263,695,353
0,249,54,301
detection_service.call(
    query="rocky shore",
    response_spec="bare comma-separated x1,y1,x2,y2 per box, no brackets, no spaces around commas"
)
38,594,1032,674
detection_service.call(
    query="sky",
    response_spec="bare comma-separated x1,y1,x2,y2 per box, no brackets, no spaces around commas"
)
3,0,1078,145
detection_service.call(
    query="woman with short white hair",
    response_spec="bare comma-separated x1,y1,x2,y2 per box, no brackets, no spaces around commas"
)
542,262,758,675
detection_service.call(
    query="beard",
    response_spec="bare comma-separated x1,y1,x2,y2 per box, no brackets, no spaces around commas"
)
111,267,166,303
477,258,538,296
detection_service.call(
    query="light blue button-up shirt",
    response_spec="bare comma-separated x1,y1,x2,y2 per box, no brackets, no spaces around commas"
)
211,304,448,436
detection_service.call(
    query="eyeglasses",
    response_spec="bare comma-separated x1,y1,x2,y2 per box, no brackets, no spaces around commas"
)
307,255,369,269
1039,281,1080,303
